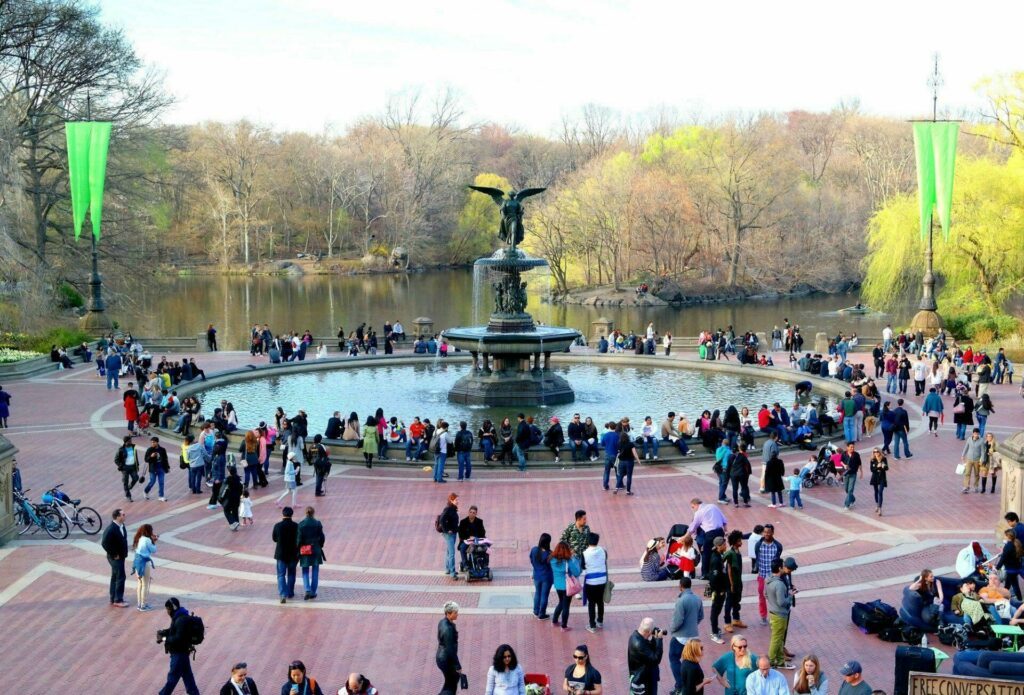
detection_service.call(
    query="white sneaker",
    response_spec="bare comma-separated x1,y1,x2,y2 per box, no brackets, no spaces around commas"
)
144,493,150,500
206,504,217,510
554,457,560,463
645,454,651,460
159,497,167,502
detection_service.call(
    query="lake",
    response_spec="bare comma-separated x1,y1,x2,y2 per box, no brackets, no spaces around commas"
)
116,270,911,350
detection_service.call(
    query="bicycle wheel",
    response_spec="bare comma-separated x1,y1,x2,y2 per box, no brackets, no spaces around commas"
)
74,506,103,535
41,509,69,540
15,504,33,534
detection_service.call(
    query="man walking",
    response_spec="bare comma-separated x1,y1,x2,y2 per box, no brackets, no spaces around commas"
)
272,506,299,603
840,392,857,444
114,435,140,502
961,428,985,494
105,349,122,390
432,420,450,484
628,617,664,695
669,577,704,694
765,559,794,670
687,498,728,579
454,421,473,482
892,399,913,459
754,523,782,626
841,442,863,511
101,508,129,607
157,597,200,695
143,436,169,502
513,412,531,471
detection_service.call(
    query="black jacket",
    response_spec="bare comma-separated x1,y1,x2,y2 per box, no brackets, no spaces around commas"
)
515,420,531,447
567,421,585,442
627,630,663,685
163,607,193,654
436,617,460,670
457,516,486,542
101,522,128,559
440,504,459,534
220,677,260,695
324,417,343,440
145,445,170,474
272,518,299,563
454,429,473,453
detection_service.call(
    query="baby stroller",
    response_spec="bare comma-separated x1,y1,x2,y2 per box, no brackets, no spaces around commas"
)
665,523,699,580
461,538,493,582
802,443,840,488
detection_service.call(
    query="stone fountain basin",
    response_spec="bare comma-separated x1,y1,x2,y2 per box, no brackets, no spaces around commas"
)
443,325,579,354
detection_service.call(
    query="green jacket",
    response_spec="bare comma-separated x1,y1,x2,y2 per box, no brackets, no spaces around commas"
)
561,522,590,559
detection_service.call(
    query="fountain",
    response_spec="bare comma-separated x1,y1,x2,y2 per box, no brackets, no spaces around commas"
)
442,186,580,406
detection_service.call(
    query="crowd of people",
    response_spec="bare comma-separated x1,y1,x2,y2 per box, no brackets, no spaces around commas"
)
15,314,1017,695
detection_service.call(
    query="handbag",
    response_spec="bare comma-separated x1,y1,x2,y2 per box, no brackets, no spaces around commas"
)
566,566,583,597
603,578,615,604
459,673,468,690
955,462,966,476
299,544,314,556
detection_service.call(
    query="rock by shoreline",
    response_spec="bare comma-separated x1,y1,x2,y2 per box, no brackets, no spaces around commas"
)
551,279,855,308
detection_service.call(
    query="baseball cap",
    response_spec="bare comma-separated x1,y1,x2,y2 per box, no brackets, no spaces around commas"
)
784,557,799,571
839,661,862,676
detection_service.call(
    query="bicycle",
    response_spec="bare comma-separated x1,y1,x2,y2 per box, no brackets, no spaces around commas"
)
42,483,103,535
13,489,69,539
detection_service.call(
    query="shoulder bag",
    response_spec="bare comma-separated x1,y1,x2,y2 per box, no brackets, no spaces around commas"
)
565,563,582,597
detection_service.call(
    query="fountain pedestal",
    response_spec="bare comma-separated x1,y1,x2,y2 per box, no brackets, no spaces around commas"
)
443,248,580,406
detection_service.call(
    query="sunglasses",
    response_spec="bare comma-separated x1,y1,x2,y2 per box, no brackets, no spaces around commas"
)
734,645,748,650
573,654,587,660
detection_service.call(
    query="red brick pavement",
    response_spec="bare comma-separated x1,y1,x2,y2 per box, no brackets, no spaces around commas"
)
0,348,1019,693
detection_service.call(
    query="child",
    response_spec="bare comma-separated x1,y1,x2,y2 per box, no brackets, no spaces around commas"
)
137,410,151,436
800,455,816,481
787,467,805,509
239,489,253,526
748,524,764,574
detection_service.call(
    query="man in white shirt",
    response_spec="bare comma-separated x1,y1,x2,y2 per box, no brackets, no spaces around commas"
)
746,656,790,695
882,324,893,353
913,356,928,396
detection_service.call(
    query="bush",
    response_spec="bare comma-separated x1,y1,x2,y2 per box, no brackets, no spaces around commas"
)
56,283,85,308
943,312,1021,341
0,327,95,353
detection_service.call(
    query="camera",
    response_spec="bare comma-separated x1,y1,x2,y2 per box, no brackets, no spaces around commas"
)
156,628,168,644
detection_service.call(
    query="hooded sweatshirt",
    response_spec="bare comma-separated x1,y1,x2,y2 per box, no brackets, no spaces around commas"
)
765,574,792,617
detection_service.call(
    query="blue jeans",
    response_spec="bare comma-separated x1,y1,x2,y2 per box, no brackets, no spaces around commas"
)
844,475,857,508
144,469,165,497
106,371,119,390
669,636,685,690
188,467,203,493
893,431,912,458
664,437,690,455
159,652,200,695
276,559,297,598
533,578,552,616
603,455,617,490
789,490,803,508
843,417,857,444
771,491,784,505
433,453,447,482
886,374,897,393
378,440,389,459
482,439,494,460
616,458,635,492
457,451,471,480
976,414,988,436
513,444,527,471
406,438,425,460
444,532,457,576
642,436,659,458
873,485,884,508
301,564,319,596
717,472,729,501
244,464,259,487
956,423,967,439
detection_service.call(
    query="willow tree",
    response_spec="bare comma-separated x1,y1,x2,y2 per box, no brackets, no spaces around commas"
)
452,172,510,263
862,155,1024,315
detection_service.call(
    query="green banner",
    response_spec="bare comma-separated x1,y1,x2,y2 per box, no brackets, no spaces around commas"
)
932,122,959,239
63,121,112,241
912,122,959,240
65,122,92,240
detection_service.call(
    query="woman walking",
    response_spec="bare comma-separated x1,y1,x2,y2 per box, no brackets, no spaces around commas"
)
0,384,11,427
975,394,995,437
280,660,323,695
359,415,377,468
922,387,943,437
679,639,714,695
297,506,325,600
550,541,581,631
132,524,158,611
869,448,889,516
764,455,785,508
436,601,462,695
241,430,261,489
276,451,299,508
583,533,608,633
953,389,974,440
983,433,1000,494
997,528,1024,602
222,465,243,531
485,644,526,695
563,644,602,695
529,533,553,620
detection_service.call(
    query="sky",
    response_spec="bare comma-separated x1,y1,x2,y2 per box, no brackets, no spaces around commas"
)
97,0,1022,135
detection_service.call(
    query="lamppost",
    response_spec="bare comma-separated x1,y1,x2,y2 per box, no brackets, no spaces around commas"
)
909,55,959,337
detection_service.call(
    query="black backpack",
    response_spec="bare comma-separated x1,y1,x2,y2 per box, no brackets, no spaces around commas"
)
186,612,205,647
434,513,445,534
851,599,898,634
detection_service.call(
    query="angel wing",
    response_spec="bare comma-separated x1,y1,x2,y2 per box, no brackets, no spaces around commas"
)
513,187,546,201
467,185,507,207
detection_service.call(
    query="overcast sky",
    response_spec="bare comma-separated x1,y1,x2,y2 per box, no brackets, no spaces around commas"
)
98,0,1020,135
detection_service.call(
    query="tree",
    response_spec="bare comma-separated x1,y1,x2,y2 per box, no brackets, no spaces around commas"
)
452,173,509,263
862,155,1024,316
0,0,170,266
975,72,1024,155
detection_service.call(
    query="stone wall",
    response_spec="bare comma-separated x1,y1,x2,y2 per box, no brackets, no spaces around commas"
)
0,434,18,544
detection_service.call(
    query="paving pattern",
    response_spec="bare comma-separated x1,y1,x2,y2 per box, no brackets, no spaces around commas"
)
0,347,1019,693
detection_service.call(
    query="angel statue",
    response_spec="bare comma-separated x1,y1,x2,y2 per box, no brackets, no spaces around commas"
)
467,186,546,248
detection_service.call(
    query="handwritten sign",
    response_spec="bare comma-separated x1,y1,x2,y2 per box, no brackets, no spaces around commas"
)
911,672,1024,695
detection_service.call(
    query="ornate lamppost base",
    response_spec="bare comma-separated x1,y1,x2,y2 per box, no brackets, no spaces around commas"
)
908,309,944,336
79,310,114,331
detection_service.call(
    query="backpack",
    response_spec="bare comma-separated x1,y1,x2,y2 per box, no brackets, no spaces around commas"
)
434,514,445,534
851,599,898,634
186,612,205,647
433,435,443,455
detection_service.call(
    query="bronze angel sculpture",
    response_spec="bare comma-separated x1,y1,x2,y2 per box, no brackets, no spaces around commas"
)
467,186,546,248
